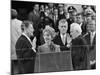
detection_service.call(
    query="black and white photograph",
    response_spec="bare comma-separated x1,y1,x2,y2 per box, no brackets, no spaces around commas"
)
11,0,96,75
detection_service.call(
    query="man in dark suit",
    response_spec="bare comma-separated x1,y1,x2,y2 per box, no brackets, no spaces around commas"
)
67,6,77,33
84,20,96,69
28,4,40,46
15,21,37,74
52,8,62,32
70,23,89,70
28,4,40,30
58,4,65,20
76,13,87,35
53,19,71,51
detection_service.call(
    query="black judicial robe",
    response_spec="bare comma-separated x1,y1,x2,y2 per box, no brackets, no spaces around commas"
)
71,35,89,70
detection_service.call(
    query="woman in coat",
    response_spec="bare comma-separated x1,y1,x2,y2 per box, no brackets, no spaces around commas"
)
38,25,60,53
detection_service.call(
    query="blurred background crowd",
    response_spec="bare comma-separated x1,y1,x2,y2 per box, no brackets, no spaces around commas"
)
12,1,96,46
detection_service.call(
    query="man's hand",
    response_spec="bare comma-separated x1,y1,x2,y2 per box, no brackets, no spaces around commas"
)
66,34,72,48
90,60,96,65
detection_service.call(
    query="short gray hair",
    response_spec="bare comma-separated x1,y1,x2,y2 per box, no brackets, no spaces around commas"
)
70,23,82,35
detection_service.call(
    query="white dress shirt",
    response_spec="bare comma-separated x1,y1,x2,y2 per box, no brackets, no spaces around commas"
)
22,33,36,52
79,23,83,27
54,15,58,23
90,31,96,45
60,33,67,45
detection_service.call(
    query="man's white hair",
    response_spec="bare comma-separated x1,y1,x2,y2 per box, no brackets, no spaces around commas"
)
70,23,82,35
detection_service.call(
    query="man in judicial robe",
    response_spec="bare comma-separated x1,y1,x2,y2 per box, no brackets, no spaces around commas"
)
70,23,89,70
15,21,37,74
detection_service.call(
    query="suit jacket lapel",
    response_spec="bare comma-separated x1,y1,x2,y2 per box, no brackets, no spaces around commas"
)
22,35,32,48
59,33,67,46
58,33,65,46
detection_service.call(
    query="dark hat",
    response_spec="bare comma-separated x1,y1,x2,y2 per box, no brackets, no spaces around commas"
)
67,6,76,13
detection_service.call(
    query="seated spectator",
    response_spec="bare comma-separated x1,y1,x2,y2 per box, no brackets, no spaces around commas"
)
53,19,71,51
70,23,89,70
38,26,60,53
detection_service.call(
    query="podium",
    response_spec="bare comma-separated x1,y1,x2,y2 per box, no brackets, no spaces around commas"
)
11,51,73,75
34,51,73,73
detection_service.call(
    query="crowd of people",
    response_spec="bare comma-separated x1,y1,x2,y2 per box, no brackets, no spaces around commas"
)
11,3,96,75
